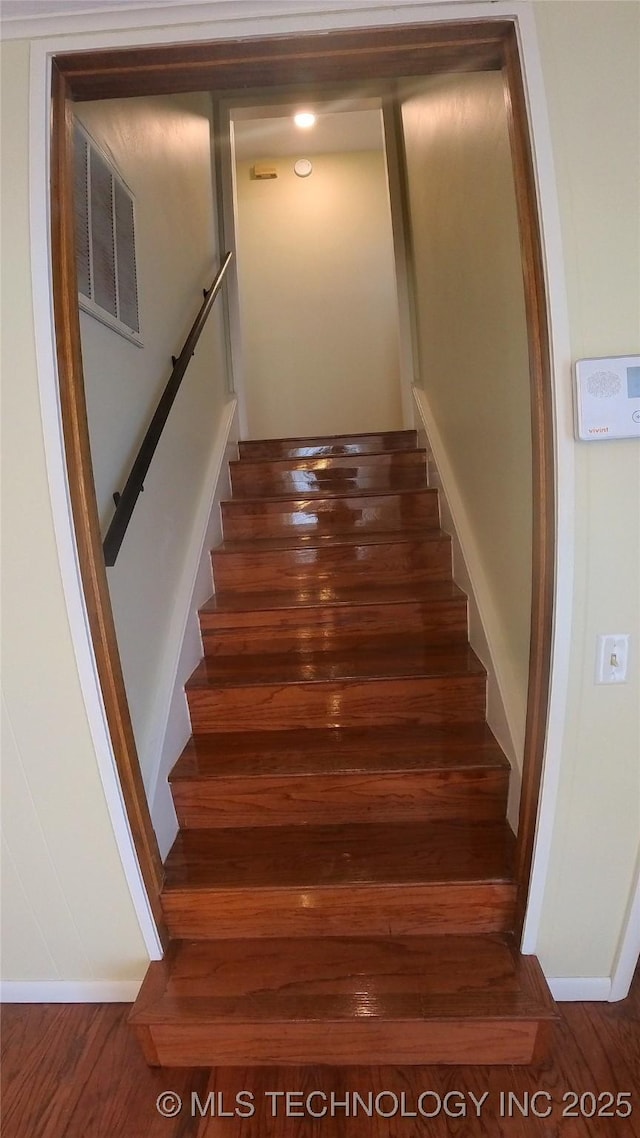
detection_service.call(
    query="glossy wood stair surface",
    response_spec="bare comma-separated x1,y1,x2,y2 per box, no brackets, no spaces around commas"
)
211,530,454,593
161,820,517,939
131,429,556,1066
185,639,487,733
199,580,469,654
221,486,440,539
130,934,556,1067
238,429,419,459
229,449,428,496
169,724,510,828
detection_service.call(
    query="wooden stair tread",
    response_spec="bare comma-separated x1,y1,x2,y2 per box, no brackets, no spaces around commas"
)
163,820,516,891
230,449,427,471
186,640,484,689
200,579,465,617
229,452,427,497
170,724,509,781
130,934,557,1024
214,528,447,553
221,488,439,539
212,531,453,594
221,485,437,506
170,725,509,829
238,430,418,459
200,582,467,656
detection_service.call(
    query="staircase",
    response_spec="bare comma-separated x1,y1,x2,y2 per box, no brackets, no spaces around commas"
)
130,429,556,1066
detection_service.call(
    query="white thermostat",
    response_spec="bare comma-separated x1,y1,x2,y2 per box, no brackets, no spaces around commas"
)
575,355,640,440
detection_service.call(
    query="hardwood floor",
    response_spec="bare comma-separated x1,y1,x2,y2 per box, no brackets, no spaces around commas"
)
2,973,639,1137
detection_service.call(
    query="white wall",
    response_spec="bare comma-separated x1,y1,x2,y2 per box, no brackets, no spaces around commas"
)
401,72,532,771
1,40,149,987
75,95,231,805
533,0,640,984
235,148,403,438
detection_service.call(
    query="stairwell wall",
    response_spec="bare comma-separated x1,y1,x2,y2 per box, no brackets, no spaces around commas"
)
400,71,533,793
74,94,234,825
234,149,404,438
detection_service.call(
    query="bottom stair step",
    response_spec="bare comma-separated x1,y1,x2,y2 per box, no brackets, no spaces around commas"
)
130,934,557,1066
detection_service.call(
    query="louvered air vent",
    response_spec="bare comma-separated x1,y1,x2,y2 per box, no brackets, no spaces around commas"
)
74,121,141,344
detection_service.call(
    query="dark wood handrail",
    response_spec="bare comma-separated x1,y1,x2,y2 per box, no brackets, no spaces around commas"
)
102,251,233,566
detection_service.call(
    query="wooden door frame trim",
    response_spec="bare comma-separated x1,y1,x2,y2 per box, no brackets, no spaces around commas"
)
501,29,556,938
49,17,555,943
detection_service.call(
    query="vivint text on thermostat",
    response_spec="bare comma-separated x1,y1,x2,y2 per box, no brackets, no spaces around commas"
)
575,355,640,440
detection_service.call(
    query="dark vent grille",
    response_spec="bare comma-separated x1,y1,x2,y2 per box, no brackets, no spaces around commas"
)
90,147,117,318
114,180,139,333
73,127,91,300
74,120,141,342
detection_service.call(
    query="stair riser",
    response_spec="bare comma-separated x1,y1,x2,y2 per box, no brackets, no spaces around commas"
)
231,467,427,497
162,882,516,939
238,431,418,460
221,490,439,540
201,598,468,655
172,769,509,829
142,1019,543,1067
187,674,486,733
212,538,452,594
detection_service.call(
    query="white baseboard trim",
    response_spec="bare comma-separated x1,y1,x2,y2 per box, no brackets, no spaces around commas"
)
1,979,142,1003
147,398,239,858
412,386,525,822
547,977,612,1003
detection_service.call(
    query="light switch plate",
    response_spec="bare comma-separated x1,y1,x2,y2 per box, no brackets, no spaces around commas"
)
596,634,630,684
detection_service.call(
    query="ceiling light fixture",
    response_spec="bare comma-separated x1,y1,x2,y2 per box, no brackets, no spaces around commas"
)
294,111,316,129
